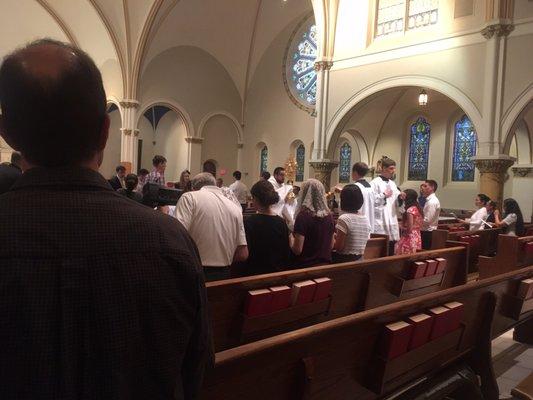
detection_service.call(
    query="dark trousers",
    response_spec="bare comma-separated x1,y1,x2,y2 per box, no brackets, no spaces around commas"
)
241,204,247,213
421,231,432,250
203,266,231,282
388,241,397,256
332,253,362,264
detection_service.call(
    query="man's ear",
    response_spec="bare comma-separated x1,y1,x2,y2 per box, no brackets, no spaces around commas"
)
0,115,20,151
98,114,110,151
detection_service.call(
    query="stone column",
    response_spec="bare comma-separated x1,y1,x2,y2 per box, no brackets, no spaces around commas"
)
312,60,333,160
309,160,338,192
472,155,515,206
119,99,140,173
185,136,203,175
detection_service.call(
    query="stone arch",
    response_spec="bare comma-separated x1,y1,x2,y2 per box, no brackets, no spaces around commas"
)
326,76,483,155
501,85,533,151
198,111,243,144
137,99,194,138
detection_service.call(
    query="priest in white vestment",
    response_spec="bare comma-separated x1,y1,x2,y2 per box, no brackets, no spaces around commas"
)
268,167,293,216
370,158,403,252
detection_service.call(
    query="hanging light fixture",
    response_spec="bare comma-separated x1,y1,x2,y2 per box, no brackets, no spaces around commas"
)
418,89,428,106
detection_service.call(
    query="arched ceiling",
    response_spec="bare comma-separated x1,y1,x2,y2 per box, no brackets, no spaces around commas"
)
0,0,313,102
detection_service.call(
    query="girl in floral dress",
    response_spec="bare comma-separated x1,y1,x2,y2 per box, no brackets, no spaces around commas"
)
395,189,424,255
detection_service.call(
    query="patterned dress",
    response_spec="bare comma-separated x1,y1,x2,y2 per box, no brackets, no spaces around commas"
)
395,206,423,255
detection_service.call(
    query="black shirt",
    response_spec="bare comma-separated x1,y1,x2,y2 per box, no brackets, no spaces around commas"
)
0,167,211,400
0,163,22,194
117,187,144,203
244,214,291,276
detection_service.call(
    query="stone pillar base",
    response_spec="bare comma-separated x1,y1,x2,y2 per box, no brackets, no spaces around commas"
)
309,160,338,192
472,155,515,206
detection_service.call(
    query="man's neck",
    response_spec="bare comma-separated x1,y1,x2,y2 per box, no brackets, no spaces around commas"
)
22,158,100,173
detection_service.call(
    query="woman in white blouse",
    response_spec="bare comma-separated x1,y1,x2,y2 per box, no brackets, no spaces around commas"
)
494,198,525,236
458,194,491,231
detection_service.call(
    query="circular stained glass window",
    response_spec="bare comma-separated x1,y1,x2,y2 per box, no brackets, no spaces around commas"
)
283,16,317,114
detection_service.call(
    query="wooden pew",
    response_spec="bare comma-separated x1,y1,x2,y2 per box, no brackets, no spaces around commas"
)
430,228,503,272
478,235,533,279
201,266,533,400
208,246,468,352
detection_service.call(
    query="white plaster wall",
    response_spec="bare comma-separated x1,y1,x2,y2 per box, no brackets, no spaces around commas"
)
100,109,122,179
242,16,315,187
139,46,242,130
201,115,239,179
137,116,155,173
153,112,188,183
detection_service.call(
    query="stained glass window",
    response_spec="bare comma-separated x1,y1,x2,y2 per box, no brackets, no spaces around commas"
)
295,144,305,182
339,143,352,183
260,146,268,175
376,0,406,37
408,117,431,181
452,115,477,182
408,0,438,29
290,23,318,106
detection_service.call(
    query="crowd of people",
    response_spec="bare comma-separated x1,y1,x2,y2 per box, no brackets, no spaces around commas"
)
0,38,529,399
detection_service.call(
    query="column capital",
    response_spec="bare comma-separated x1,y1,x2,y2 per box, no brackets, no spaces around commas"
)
481,22,514,39
121,128,133,136
119,99,140,109
314,60,333,72
185,136,203,144
472,155,515,173
511,165,533,177
309,160,339,191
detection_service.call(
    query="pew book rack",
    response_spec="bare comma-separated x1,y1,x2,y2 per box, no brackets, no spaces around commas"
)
390,271,446,298
366,323,466,394
502,294,533,320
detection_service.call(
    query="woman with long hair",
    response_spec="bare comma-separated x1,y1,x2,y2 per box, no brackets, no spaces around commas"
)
117,174,143,203
395,188,424,255
494,198,524,236
175,169,192,192
290,179,335,268
243,180,291,275
485,200,498,224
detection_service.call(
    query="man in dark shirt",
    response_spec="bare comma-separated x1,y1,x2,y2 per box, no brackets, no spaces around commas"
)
0,39,211,399
108,164,126,190
0,151,22,194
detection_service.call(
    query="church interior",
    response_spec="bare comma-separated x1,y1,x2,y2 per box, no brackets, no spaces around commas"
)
0,0,533,399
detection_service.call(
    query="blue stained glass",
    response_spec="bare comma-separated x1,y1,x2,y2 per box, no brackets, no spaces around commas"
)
339,143,352,183
296,144,305,182
291,24,318,106
260,146,268,175
408,117,431,181
452,115,477,182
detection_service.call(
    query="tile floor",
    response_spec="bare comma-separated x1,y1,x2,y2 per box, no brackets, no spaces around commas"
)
492,329,533,399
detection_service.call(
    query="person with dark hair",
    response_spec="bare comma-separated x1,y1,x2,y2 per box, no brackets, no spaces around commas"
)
175,169,192,192
243,180,291,275
291,179,335,267
457,194,491,231
117,173,143,203
108,164,126,190
418,183,426,208
333,184,371,263
216,177,223,188
230,170,249,212
136,168,149,192
0,151,23,194
395,189,424,254
268,166,293,216
420,179,441,249
494,198,525,236
486,200,498,224
351,162,375,232
370,158,403,253
0,39,210,399
260,170,271,181
147,154,167,186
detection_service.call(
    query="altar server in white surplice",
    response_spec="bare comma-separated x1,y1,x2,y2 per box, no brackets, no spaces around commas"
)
351,162,375,233
370,158,403,253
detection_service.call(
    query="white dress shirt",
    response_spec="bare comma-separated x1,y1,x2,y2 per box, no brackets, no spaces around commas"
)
467,207,488,231
229,180,248,204
370,176,400,241
174,186,247,266
422,193,441,231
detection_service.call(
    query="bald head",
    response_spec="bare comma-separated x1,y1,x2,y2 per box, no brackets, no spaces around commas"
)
0,39,108,167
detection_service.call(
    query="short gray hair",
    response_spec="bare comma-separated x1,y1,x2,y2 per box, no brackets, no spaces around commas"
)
191,172,216,190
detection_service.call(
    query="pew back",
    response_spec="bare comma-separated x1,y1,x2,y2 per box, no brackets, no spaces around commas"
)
478,235,533,279
207,246,467,351
202,266,533,400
